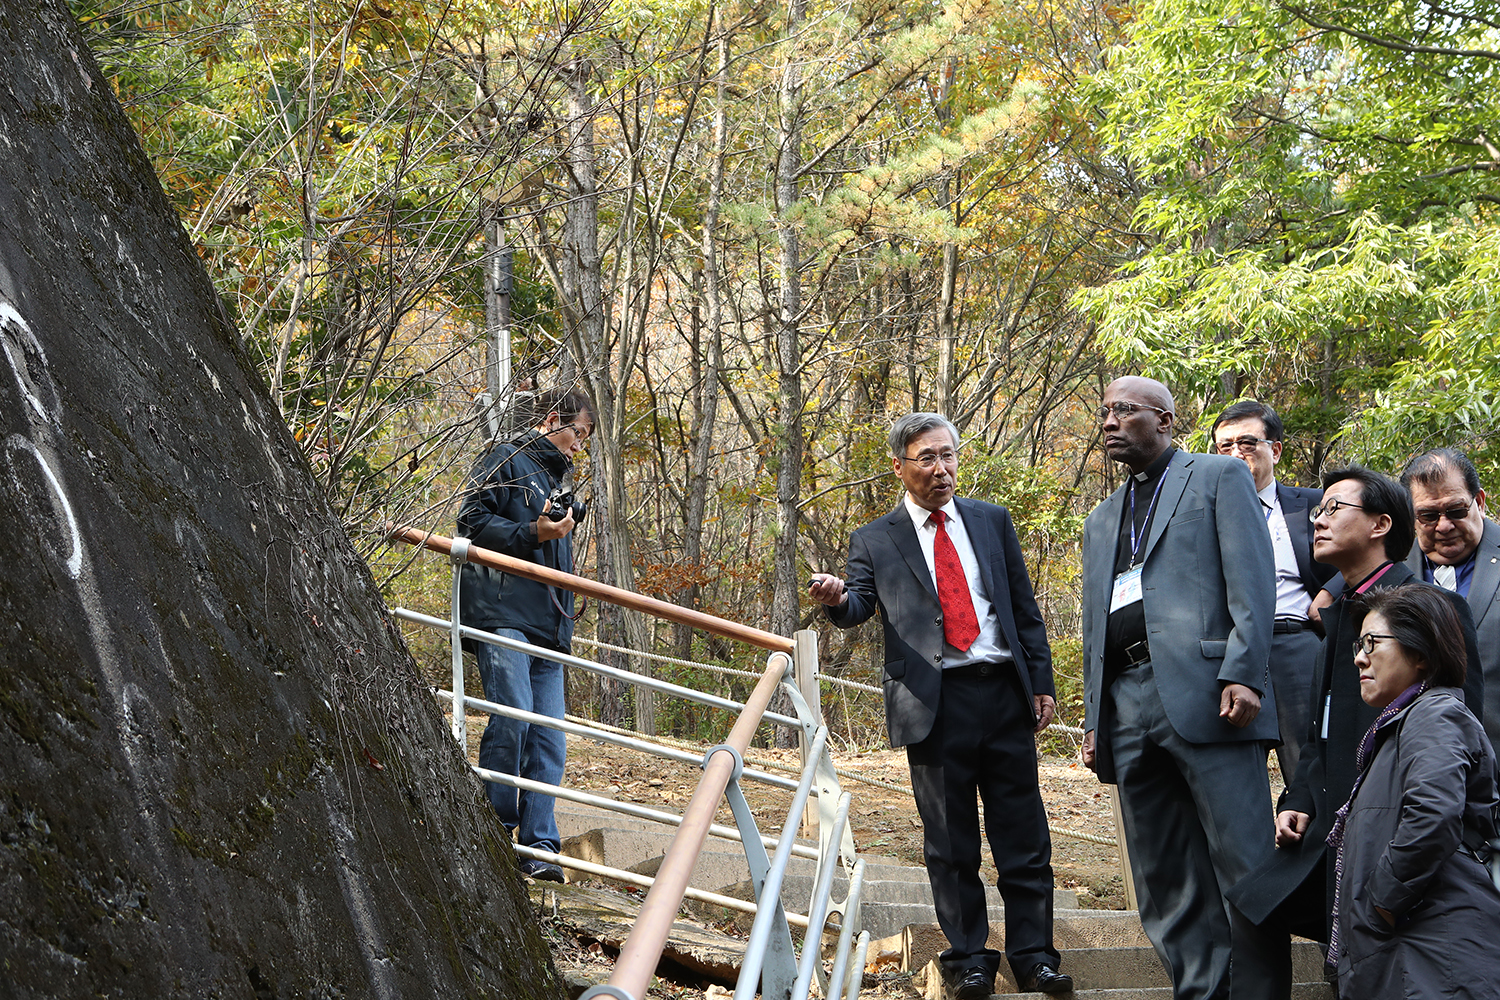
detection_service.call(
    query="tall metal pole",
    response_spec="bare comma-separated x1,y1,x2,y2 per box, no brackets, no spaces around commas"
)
482,213,514,439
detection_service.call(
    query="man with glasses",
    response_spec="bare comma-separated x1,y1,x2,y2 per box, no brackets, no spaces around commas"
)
1209,400,1337,780
1229,466,1482,960
810,412,1071,996
457,387,595,883
1080,376,1285,1000
1401,448,1500,748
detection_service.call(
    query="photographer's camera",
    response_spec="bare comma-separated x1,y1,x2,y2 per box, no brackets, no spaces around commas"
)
543,486,587,524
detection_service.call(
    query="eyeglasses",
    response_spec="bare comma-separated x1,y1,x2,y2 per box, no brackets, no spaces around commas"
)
1414,501,1472,525
1352,632,1398,657
1214,436,1274,455
1096,402,1171,422
563,422,592,443
1309,498,1367,521
898,449,959,470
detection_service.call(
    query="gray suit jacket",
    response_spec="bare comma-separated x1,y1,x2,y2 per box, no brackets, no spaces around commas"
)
828,497,1054,747
1082,451,1278,783
1408,518,1500,745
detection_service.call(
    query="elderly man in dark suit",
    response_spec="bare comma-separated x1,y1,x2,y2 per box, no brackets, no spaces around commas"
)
1081,377,1285,1000
1210,400,1336,779
810,412,1070,997
1401,448,1500,748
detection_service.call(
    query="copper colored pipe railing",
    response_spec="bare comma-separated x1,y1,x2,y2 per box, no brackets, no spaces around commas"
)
608,650,792,998
387,524,795,654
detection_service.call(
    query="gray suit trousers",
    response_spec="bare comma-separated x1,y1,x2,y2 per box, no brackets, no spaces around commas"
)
1109,663,1289,1000
1268,630,1321,781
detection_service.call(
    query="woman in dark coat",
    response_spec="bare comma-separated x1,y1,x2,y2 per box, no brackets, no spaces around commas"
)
1328,584,1500,998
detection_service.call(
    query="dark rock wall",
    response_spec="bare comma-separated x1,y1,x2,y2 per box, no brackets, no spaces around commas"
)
0,4,561,998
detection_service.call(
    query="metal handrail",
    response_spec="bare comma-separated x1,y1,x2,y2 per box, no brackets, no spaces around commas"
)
387,523,794,653
607,651,793,997
437,687,803,793
390,524,866,1000
473,766,821,860
395,607,801,729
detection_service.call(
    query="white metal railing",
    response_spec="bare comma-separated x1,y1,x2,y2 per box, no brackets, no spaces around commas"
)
389,524,868,1000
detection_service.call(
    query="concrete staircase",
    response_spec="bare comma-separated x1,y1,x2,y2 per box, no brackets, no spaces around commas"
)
552,802,1334,999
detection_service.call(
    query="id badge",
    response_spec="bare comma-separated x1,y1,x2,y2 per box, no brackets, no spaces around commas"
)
1110,566,1143,612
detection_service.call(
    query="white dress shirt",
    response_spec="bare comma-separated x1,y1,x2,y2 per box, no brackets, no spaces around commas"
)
1258,480,1311,619
903,494,1011,668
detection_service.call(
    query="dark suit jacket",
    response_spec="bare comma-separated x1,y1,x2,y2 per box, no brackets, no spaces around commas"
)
1275,483,1338,601
1081,452,1278,783
1227,562,1485,936
827,497,1054,747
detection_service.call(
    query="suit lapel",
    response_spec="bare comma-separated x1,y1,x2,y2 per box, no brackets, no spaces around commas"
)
956,498,998,601
1468,521,1500,629
1140,451,1191,564
1089,485,1129,602
1278,484,1318,589
885,505,938,601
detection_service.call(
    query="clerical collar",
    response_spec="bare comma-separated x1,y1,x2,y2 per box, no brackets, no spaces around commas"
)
1132,445,1177,483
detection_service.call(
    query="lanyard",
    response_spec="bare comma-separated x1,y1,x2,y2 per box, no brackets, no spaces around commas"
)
1127,458,1172,566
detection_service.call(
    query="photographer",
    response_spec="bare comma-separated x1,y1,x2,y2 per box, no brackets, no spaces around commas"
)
456,388,593,882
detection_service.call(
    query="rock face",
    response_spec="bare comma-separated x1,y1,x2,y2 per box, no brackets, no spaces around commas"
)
0,4,561,999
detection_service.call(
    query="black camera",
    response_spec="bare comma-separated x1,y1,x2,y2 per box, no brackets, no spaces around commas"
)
543,485,587,524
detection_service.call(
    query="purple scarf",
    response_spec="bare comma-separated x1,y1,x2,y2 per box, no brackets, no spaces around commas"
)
1325,679,1430,968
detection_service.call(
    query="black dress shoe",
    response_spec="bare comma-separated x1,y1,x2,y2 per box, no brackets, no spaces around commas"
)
953,970,994,1000
1023,965,1073,994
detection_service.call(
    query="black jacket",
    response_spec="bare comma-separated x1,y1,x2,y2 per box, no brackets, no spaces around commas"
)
1227,562,1485,938
456,430,576,652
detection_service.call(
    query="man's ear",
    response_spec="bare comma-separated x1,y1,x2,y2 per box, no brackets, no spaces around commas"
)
1476,489,1487,513
1371,512,1392,540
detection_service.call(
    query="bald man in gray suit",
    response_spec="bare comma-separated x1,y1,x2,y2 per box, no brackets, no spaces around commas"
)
1081,377,1285,1000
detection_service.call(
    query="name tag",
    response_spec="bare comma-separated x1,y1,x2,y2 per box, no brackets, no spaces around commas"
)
1110,566,1143,612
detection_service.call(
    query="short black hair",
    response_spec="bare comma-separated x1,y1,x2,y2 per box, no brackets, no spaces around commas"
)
1321,464,1415,562
888,412,960,457
536,388,595,427
1211,400,1284,443
1401,448,1482,499
1361,583,1467,689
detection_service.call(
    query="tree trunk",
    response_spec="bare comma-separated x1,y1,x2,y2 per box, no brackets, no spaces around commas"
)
770,0,808,746
557,55,653,733
677,34,730,664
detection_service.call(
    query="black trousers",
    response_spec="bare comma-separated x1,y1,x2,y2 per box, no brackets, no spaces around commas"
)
906,664,1059,983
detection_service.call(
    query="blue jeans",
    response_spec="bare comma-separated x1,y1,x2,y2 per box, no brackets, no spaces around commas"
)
476,629,566,852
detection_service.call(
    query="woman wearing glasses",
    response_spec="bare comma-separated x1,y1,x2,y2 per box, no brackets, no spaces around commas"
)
1327,583,1500,998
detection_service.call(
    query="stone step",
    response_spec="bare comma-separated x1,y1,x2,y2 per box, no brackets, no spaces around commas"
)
915,952,1332,997
917,986,1333,1000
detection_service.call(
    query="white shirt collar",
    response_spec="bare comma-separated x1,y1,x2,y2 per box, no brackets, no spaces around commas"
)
904,493,958,526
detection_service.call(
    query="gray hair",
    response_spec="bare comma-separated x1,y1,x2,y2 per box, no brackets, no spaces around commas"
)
888,412,960,457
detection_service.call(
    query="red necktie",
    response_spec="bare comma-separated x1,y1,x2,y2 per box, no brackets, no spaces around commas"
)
930,510,980,651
